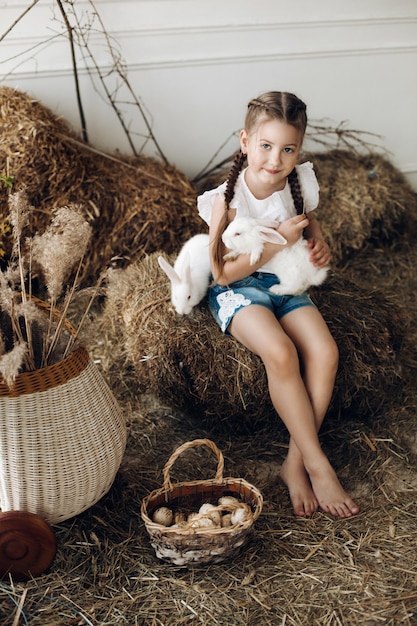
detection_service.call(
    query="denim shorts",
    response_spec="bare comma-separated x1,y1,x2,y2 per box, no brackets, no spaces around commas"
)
208,271,316,333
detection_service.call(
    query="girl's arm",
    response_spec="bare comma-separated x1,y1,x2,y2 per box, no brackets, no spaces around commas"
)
209,194,308,285
304,213,331,267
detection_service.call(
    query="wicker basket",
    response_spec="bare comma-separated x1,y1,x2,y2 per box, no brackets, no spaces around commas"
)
141,439,263,566
0,344,127,523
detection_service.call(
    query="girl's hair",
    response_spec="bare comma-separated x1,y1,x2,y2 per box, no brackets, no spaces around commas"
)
212,91,307,277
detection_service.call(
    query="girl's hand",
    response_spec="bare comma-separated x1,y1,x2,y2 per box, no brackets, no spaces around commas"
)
307,237,331,267
278,214,309,245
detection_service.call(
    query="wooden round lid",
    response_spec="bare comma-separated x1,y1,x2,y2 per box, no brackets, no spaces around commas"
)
0,511,57,581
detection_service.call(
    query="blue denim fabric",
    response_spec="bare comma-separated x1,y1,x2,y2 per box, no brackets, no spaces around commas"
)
208,271,315,333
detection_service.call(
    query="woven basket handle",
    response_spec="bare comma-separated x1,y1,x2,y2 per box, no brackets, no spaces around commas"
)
162,438,224,492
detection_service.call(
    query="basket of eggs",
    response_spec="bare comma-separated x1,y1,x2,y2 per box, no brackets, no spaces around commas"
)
141,438,263,566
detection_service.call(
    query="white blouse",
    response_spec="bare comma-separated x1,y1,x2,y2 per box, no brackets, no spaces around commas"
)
197,161,319,226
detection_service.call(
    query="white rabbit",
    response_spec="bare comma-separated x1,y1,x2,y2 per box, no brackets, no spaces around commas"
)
158,234,211,315
222,216,328,296
222,217,287,265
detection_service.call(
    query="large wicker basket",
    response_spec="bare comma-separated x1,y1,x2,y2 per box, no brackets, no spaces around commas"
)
141,439,263,566
0,344,127,523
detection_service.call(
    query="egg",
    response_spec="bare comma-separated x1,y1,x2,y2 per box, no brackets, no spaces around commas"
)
152,506,173,527
199,503,221,526
218,495,240,507
189,516,216,529
230,503,252,525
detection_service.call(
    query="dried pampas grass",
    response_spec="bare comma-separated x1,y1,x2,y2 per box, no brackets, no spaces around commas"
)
31,204,91,302
0,190,95,385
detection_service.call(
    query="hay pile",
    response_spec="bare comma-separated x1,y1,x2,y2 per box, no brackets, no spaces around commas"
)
0,86,201,285
103,253,408,428
310,150,416,264
310,274,407,417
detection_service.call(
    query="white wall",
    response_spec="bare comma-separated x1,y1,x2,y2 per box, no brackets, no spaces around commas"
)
1,0,417,189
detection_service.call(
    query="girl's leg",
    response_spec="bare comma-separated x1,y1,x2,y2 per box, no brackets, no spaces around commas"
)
279,305,339,516
229,304,359,518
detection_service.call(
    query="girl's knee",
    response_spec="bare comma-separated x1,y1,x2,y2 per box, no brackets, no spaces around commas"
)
263,336,299,374
303,335,338,377
319,337,339,375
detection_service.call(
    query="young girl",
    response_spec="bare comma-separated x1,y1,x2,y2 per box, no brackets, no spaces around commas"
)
197,91,359,518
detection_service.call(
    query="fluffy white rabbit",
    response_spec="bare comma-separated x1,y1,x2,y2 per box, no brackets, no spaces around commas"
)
158,234,211,314
222,216,328,295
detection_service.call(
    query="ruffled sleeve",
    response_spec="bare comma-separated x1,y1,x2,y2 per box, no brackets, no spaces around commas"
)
197,181,227,226
295,161,320,212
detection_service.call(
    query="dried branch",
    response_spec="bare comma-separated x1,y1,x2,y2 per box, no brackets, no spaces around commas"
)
192,131,240,184
306,119,387,155
59,0,168,162
1,0,168,163
0,0,41,44
87,0,168,163
55,0,89,142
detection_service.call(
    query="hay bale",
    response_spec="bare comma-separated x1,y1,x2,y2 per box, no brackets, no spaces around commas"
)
310,276,406,417
310,150,417,264
0,86,201,285
103,252,408,428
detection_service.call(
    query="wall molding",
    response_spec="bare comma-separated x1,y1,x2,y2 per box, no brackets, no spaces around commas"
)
114,45,417,71
3,44,416,79
4,15,417,42
114,16,417,36
2,5,416,77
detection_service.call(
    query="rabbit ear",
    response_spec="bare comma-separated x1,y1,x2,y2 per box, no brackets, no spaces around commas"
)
158,256,182,285
176,251,192,285
183,261,192,285
258,227,287,245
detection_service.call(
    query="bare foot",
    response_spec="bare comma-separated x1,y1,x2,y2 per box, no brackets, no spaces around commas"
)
280,457,319,517
307,459,360,518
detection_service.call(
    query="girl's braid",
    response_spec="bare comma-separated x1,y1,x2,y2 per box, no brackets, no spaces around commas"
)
248,98,270,110
224,151,246,210
288,168,304,215
212,151,246,278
